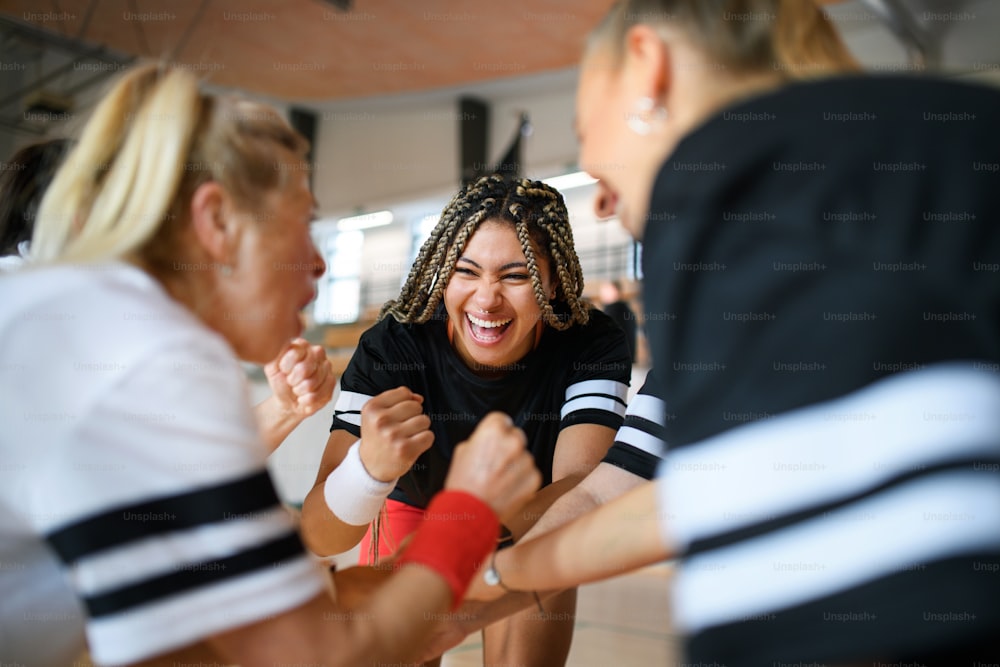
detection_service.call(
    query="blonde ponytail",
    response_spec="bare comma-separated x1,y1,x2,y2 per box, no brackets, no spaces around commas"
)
32,65,203,263
31,62,307,268
589,0,858,78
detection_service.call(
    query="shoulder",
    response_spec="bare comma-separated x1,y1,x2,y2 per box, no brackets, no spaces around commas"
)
2,263,232,371
356,313,439,359
563,308,630,357
563,307,629,339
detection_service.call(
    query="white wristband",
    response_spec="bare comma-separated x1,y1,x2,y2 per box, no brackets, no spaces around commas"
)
323,439,396,526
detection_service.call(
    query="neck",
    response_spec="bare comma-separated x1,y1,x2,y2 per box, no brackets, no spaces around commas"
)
132,253,222,332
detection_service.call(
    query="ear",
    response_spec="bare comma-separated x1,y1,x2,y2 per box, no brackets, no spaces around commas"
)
189,181,237,264
622,24,671,104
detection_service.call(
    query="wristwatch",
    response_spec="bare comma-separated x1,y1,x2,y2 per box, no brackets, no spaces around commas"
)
482,549,546,612
483,551,509,590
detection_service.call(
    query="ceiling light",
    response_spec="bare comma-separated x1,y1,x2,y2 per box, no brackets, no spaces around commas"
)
337,210,393,231
543,171,598,191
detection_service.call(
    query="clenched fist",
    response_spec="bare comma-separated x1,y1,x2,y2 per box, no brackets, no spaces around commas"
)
264,338,336,419
444,412,541,521
359,386,435,482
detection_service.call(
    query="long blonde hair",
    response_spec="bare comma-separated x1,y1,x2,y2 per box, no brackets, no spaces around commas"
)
31,63,307,268
588,0,859,78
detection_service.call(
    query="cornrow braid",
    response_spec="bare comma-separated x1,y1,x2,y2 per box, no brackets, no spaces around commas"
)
379,174,589,331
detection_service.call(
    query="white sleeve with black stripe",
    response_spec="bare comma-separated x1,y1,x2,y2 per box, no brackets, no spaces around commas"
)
602,372,668,480
34,335,326,665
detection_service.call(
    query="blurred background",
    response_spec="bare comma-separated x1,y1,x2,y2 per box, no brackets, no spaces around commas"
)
2,1,997,663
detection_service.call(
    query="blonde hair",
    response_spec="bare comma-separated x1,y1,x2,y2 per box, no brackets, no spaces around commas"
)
31,63,307,267
379,174,590,331
589,0,859,78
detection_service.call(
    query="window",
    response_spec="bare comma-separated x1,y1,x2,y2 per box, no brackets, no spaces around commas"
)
314,229,364,324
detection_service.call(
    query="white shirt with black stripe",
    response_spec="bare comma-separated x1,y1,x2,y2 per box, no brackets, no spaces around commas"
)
331,307,631,508
0,263,325,666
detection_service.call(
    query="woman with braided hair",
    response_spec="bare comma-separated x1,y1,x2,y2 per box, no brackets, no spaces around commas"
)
301,174,631,666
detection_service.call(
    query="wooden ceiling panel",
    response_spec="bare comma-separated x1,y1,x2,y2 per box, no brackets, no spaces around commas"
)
0,0,616,101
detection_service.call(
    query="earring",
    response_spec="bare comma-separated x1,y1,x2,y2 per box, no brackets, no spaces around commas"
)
218,264,233,277
626,97,668,136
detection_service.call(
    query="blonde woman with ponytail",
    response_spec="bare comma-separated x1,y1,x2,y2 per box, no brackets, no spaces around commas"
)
0,63,542,666
463,1,1000,666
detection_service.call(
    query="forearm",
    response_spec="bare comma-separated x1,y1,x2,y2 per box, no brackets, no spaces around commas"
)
208,570,454,667
499,481,670,591
505,474,583,539
254,395,303,454
300,486,374,556
521,463,646,541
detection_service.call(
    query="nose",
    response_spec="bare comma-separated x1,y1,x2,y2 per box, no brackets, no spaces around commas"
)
473,278,502,310
309,239,326,280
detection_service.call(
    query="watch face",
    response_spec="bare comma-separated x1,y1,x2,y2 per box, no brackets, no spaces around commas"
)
484,567,501,587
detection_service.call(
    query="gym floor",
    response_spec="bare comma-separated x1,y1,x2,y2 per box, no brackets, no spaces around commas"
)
442,563,675,667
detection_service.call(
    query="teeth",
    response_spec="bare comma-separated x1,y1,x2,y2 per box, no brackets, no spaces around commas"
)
468,313,511,329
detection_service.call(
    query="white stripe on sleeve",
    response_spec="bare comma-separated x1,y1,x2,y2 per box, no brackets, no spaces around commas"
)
565,379,628,402
561,396,627,421
334,390,371,413
71,507,294,596
659,363,1000,548
626,393,666,424
671,471,1000,634
615,425,665,456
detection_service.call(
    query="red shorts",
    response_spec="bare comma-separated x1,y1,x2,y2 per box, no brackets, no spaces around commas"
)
357,498,425,565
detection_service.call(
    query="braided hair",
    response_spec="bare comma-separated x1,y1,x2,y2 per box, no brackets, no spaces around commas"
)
379,174,589,331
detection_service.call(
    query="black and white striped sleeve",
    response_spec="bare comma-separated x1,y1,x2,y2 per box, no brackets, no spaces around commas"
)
602,372,667,479
35,337,325,665
559,311,632,431
330,320,416,437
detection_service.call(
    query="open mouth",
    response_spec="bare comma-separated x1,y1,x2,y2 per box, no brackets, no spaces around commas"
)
467,313,512,344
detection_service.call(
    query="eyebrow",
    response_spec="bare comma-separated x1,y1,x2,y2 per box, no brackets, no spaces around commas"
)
457,257,529,272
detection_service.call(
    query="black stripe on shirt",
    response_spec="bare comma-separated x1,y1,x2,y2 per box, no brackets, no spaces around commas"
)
623,415,668,445
601,443,660,480
685,551,1000,667
331,415,362,436
687,456,1000,558
84,532,306,618
46,470,279,563
568,391,628,405
561,409,624,432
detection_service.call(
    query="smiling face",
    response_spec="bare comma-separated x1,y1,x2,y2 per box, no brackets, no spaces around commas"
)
443,219,553,375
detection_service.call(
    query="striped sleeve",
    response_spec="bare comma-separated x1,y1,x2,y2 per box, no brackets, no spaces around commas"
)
35,337,325,665
602,372,667,480
657,364,1000,648
331,387,372,434
561,378,628,429
329,319,419,436
559,310,632,431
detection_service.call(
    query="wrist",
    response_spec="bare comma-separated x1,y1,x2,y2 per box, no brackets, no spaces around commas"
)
358,438,406,483
482,547,544,612
323,439,397,525
398,490,499,609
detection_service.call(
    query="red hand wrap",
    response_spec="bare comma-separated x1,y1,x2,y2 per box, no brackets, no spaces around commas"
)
397,490,499,609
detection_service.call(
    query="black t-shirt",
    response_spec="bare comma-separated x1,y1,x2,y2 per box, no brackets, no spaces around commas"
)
642,74,1000,449
641,75,1000,666
602,300,638,362
331,307,630,507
